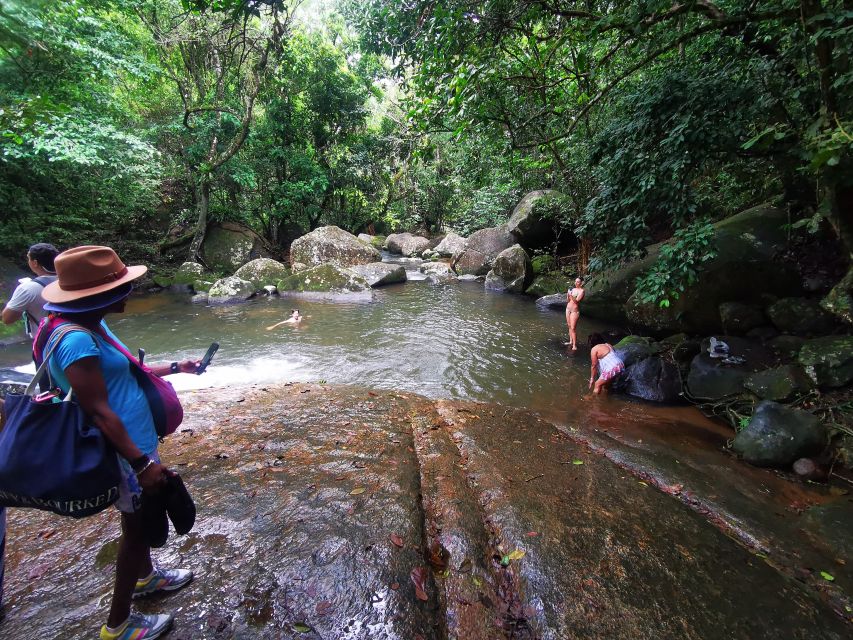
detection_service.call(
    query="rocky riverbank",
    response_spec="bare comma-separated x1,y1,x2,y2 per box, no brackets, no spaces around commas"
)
2,384,850,638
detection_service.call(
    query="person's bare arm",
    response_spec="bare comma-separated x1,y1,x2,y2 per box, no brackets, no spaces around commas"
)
147,359,200,378
1,306,22,325
574,289,585,303
64,357,168,490
589,349,599,390
266,320,288,330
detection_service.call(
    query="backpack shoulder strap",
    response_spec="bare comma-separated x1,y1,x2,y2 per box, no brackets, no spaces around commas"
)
32,275,54,287
25,323,95,397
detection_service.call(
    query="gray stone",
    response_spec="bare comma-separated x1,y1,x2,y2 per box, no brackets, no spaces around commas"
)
419,262,456,283
357,233,374,244
384,232,414,254
744,365,815,401
686,354,748,401
451,226,515,276
484,244,532,293
506,190,562,249
173,261,206,285
821,266,853,325
719,302,766,334
766,297,837,335
798,335,853,388
290,226,381,272
234,258,290,291
191,292,209,304
400,235,430,257
617,356,683,403
277,263,371,297
348,262,407,288
208,276,255,304
202,222,274,273
433,232,467,257
732,401,826,467
536,293,567,310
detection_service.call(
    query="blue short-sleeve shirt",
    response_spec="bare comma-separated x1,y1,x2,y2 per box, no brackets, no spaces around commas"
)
46,322,158,456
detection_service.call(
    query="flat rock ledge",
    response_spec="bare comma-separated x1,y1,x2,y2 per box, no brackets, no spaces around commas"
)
3,385,850,639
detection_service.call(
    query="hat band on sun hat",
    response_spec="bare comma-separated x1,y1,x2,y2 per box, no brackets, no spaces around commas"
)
43,283,134,314
59,266,129,291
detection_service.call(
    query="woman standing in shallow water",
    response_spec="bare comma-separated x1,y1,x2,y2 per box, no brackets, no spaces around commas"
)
565,277,585,350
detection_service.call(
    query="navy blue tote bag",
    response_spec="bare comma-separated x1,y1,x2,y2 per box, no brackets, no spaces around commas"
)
0,326,121,518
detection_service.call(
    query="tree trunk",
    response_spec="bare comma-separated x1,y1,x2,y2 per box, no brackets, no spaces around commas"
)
188,180,211,262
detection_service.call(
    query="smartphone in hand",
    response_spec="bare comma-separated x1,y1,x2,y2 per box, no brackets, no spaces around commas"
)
196,342,219,375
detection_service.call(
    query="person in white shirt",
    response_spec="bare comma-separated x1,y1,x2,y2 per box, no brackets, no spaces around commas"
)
2,243,60,337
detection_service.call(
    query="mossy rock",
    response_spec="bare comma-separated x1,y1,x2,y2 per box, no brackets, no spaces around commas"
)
152,274,174,288
744,365,815,402
525,272,571,298
192,279,214,293
766,297,837,335
798,335,853,388
173,262,206,285
732,401,826,468
234,258,290,290
202,222,272,273
277,264,370,294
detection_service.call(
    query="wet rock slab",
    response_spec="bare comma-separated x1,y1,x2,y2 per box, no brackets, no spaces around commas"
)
2,384,850,639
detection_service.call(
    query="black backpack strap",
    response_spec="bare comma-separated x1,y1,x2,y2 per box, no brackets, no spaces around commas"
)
32,276,54,287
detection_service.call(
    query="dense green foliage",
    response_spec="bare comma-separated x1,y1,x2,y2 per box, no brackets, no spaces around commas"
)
0,0,850,303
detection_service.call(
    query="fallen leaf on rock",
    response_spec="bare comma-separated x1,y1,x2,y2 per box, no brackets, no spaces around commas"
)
525,531,538,537
411,567,429,601
390,533,404,548
507,549,526,561
820,571,835,582
293,622,312,633
316,601,333,616
350,487,366,495
472,576,482,587
572,460,584,465
390,582,400,590
368,391,378,396
458,558,472,573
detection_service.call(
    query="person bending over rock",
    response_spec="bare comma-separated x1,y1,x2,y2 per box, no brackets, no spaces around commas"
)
589,335,624,394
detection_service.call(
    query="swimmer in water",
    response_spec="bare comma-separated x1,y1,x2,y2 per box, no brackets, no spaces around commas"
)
266,309,304,330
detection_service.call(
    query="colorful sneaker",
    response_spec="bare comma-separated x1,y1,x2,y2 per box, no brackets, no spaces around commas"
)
133,567,194,599
99,612,173,640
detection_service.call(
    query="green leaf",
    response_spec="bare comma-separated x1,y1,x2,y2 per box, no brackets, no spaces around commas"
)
819,571,835,582
293,622,312,633
572,459,584,465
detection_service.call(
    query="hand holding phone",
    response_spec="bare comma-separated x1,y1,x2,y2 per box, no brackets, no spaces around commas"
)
195,342,219,375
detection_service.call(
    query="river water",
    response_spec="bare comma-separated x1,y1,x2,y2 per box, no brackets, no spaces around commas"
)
0,259,710,433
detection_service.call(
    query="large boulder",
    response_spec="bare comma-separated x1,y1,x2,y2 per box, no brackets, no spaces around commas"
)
348,263,407,288
234,258,290,290
686,354,748,401
525,272,572,298
484,244,533,293
451,226,515,276
207,276,256,304
277,263,371,296
617,356,683,403
433,232,467,257
384,232,414,254
419,262,456,283
766,297,837,335
290,226,380,272
536,293,567,310
612,336,655,368
585,205,801,333
798,335,853,388
744,365,815,402
506,190,562,250
732,401,826,467
173,262,206,285
400,235,430,258
719,302,766,335
201,222,275,273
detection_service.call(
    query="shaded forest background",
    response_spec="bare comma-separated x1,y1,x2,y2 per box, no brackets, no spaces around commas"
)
0,0,851,307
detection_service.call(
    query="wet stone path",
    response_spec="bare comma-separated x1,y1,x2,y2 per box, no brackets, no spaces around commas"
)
2,384,850,639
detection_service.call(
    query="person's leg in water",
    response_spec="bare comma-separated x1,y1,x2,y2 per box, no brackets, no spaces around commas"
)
568,311,580,350
593,376,609,394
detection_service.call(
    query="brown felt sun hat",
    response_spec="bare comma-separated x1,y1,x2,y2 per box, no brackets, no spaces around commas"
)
41,245,147,303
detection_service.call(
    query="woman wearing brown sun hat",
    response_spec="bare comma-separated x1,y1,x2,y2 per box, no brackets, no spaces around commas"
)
36,246,198,640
